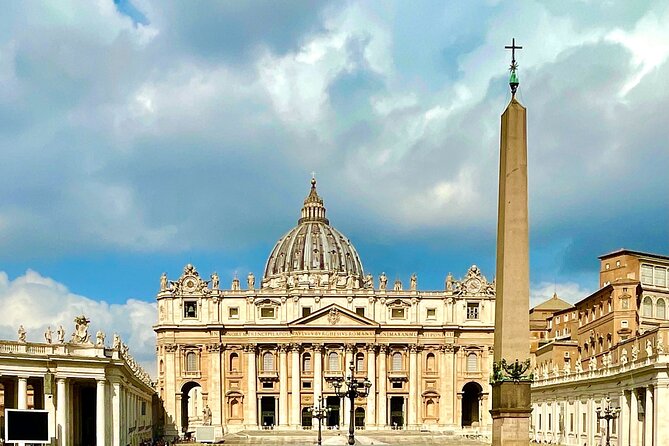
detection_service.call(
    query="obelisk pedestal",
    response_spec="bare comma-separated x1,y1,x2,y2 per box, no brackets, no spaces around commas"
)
490,41,532,446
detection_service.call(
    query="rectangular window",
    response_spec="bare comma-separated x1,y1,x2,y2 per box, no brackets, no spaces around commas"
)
570,413,574,432
262,382,274,389
582,413,587,433
621,320,629,328
184,301,197,318
641,264,653,285
302,381,312,389
302,307,312,317
355,307,365,317
466,353,478,372
141,401,146,416
466,303,479,319
426,308,436,320
391,308,405,319
391,382,403,389
260,307,275,318
229,307,239,319
655,267,667,287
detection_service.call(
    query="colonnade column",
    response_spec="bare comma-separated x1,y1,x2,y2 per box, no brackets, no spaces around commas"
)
96,378,106,446
56,378,67,446
655,385,669,444
291,344,301,428
17,376,28,409
377,345,387,427
343,344,354,427
366,344,376,428
279,344,289,427
630,389,639,445
645,386,653,446
111,382,121,446
619,391,628,445
245,344,257,428
408,345,418,428
313,343,323,428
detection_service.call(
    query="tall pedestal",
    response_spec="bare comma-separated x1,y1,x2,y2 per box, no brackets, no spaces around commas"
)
491,94,531,446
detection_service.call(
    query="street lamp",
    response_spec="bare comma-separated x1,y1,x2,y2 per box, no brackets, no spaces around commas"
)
332,360,372,445
308,395,330,446
596,396,621,446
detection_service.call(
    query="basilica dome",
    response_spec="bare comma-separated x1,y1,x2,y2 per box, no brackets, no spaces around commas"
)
262,178,365,288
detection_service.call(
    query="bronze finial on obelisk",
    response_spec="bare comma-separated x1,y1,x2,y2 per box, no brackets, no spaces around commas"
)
490,38,532,446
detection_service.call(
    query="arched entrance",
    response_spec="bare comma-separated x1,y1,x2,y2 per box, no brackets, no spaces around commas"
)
461,382,482,427
355,407,365,428
181,381,202,435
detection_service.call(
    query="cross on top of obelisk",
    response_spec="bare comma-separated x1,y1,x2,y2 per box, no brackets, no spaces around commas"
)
505,38,523,95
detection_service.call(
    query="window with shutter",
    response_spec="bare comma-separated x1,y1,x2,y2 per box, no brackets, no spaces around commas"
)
467,353,477,372
392,352,403,371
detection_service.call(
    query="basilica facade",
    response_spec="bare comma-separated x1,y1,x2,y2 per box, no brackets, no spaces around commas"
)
155,179,496,439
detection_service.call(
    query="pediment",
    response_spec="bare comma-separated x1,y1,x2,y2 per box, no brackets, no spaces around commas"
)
289,304,379,328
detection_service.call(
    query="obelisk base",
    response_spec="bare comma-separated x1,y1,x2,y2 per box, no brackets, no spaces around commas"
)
490,381,532,446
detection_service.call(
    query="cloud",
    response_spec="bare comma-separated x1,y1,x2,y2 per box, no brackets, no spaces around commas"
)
0,270,156,376
530,281,594,309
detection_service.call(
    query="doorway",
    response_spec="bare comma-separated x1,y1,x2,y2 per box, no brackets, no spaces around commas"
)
355,407,365,428
461,382,482,427
260,396,276,427
390,396,404,429
326,396,340,427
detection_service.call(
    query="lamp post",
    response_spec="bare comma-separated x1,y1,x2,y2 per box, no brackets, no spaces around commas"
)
308,395,330,446
332,360,372,445
596,396,621,446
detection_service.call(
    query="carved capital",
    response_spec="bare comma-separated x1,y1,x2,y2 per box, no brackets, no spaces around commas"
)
366,343,377,353
278,344,290,353
290,343,301,352
206,343,221,352
440,344,454,353
378,344,389,354
345,343,355,353
242,344,257,354
312,343,324,352
164,344,178,353
409,344,419,353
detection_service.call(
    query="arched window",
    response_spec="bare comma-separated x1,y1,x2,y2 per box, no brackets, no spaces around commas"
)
263,352,275,371
467,353,477,372
356,352,365,372
302,353,312,372
426,353,436,372
328,352,340,371
159,360,164,375
186,352,198,372
657,299,666,319
643,297,653,317
230,352,240,372
392,352,403,371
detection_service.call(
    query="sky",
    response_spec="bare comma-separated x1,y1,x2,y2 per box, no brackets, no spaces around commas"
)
0,0,667,374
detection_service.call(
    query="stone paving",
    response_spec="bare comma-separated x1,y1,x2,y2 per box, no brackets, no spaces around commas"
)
204,430,491,445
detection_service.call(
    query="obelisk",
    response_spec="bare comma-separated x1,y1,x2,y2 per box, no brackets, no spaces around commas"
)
491,39,532,446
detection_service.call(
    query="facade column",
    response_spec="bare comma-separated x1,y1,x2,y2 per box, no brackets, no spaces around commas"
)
630,389,639,446
96,379,106,446
377,345,387,427
208,343,222,427
619,392,629,446
366,344,376,428
17,376,28,409
291,344,301,428
56,378,67,446
279,344,289,427
645,386,653,446
438,345,452,426
313,344,323,427
245,345,257,428
408,345,418,428
344,344,354,427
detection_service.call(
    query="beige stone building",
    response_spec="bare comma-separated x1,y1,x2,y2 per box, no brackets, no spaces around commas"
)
531,249,669,445
0,318,155,446
154,179,496,439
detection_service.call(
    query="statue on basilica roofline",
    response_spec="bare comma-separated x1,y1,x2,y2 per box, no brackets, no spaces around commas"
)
57,325,65,344
379,272,387,290
160,272,168,291
410,273,417,291
211,272,220,290
18,325,26,343
44,326,52,344
71,315,91,344
393,279,403,291
363,273,373,289
96,330,105,347
231,275,240,291
247,272,255,290
445,273,454,291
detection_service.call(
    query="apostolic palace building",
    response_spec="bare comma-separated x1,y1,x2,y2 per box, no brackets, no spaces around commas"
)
155,178,497,438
